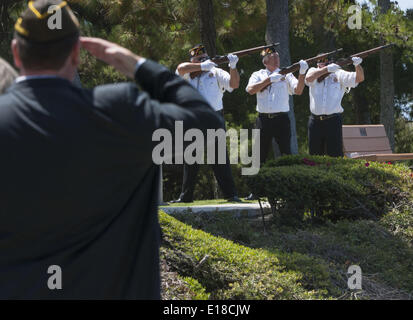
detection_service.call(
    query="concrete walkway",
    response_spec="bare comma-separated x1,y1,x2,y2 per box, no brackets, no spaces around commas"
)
160,202,272,218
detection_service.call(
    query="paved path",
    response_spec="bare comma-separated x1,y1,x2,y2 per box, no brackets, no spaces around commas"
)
160,202,271,218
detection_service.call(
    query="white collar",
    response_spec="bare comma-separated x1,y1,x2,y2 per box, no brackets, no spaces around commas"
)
266,67,280,74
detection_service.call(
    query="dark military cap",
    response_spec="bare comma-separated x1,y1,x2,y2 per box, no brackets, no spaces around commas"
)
261,47,278,57
15,0,79,44
189,44,207,58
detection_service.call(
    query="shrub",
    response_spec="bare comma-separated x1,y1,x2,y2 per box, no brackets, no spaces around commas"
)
159,211,329,299
246,155,413,221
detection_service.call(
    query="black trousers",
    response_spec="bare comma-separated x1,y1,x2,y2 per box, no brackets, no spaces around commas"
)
308,113,343,157
179,110,237,201
256,112,291,164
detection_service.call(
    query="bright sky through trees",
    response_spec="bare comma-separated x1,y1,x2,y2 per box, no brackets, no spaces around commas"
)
358,0,413,11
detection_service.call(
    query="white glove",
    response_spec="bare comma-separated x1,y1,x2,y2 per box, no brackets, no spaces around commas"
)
227,54,239,69
352,56,363,66
327,63,340,73
269,73,283,83
200,60,217,71
299,59,309,75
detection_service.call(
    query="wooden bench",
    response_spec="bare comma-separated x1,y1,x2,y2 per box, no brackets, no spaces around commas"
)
342,124,413,162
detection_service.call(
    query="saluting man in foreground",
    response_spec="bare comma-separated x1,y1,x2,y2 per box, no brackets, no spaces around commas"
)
244,48,308,200
0,0,223,299
171,44,242,203
305,56,364,157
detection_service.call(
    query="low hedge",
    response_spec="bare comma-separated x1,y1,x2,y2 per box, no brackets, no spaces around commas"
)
246,155,413,221
160,211,331,299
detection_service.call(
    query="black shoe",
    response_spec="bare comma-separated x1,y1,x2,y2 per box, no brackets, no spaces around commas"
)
244,193,258,201
226,196,243,203
169,198,193,204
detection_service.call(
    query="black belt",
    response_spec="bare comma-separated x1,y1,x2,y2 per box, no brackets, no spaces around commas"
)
259,112,288,119
311,113,341,121
216,109,224,116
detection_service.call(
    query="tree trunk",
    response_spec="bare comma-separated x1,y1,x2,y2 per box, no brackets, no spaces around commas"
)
265,0,298,155
197,0,219,198
378,0,395,150
197,0,217,57
352,88,371,124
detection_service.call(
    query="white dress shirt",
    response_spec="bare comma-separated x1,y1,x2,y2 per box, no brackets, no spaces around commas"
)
305,67,358,115
179,67,233,111
246,68,298,113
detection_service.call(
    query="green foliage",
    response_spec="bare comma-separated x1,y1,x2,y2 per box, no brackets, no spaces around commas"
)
380,200,413,245
171,201,413,298
160,210,329,299
268,219,413,294
180,276,210,300
1,0,412,300
2,0,412,201
395,117,413,165
265,218,413,296
247,155,413,221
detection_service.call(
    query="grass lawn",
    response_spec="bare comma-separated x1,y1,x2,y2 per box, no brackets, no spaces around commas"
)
160,206,413,300
159,156,413,300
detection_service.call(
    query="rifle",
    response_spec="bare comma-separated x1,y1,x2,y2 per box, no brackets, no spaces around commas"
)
279,48,343,75
189,43,280,79
317,43,394,82
259,48,343,91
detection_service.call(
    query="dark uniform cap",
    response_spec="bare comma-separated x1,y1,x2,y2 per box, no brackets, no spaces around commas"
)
15,0,80,44
261,47,278,57
189,44,206,58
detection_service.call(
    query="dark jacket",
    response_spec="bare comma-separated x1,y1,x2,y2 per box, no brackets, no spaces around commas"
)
0,60,222,299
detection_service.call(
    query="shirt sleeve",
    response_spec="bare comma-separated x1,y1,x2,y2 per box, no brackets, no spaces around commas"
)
214,68,233,93
131,59,224,149
336,69,358,89
305,67,317,86
175,68,191,81
246,71,261,92
286,73,298,95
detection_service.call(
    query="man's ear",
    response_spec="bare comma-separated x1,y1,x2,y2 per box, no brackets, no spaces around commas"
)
11,39,23,70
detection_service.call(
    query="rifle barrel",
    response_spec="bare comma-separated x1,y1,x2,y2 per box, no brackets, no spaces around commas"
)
212,43,280,65
336,43,394,67
231,43,280,57
279,48,343,75
315,44,393,82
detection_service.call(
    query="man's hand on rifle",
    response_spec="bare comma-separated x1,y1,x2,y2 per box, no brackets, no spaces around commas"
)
228,54,239,69
352,57,363,66
295,60,308,95
352,57,365,83
327,63,341,73
228,54,240,89
299,60,309,75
